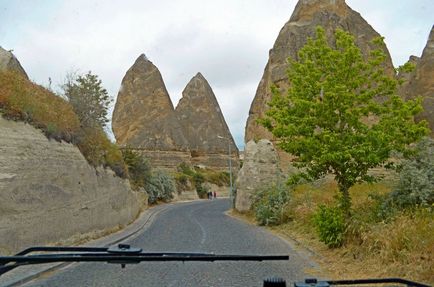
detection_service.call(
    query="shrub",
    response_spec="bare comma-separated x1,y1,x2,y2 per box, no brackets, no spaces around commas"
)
75,127,127,178
146,170,176,204
206,170,230,187
177,162,195,176
389,137,434,208
196,183,210,199
251,183,291,226
313,204,346,248
122,148,152,190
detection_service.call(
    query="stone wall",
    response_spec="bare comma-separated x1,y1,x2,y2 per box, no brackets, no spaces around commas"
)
0,117,145,254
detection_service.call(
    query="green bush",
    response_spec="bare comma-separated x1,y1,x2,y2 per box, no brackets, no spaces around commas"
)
75,127,127,178
146,170,176,204
121,148,152,190
177,162,195,176
196,183,210,199
206,171,230,187
389,137,434,208
313,204,346,248
251,183,291,226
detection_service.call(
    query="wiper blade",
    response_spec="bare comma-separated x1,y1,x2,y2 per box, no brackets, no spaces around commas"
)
295,278,431,287
0,244,289,276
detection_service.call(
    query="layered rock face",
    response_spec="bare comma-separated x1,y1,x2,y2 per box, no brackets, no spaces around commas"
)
245,0,394,165
175,73,239,169
0,117,144,254
235,139,282,212
113,56,239,170
0,46,28,79
112,55,191,168
399,26,434,135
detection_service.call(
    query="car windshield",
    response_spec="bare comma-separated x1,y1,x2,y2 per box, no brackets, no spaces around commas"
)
1,1,433,286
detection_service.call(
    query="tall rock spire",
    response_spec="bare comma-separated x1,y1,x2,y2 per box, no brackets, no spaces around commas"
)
399,26,434,135
112,55,189,151
0,46,28,79
244,0,394,162
175,73,239,168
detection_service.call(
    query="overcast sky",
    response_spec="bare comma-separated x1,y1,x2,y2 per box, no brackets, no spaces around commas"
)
1,0,433,149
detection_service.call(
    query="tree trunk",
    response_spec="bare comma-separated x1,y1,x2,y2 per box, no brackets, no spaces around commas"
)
338,183,352,217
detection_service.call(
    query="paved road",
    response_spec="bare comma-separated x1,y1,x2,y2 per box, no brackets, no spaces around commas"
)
23,199,317,287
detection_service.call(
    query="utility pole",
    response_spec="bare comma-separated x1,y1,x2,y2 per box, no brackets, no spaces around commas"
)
217,135,234,208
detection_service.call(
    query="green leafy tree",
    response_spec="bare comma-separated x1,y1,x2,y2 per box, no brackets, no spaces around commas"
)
63,71,111,128
261,27,428,215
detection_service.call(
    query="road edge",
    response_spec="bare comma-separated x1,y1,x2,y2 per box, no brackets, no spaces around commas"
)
1,200,192,287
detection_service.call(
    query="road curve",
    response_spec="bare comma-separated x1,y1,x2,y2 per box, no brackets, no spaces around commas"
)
23,199,318,287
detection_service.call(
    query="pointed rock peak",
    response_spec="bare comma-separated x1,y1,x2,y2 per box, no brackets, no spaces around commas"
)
0,46,28,79
137,53,149,62
182,72,214,100
132,53,153,67
187,72,210,86
112,54,189,150
291,0,349,22
194,72,205,79
175,70,238,157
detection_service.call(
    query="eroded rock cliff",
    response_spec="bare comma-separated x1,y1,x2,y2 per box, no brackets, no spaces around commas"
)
399,26,434,135
175,73,239,169
235,139,282,212
112,55,191,168
0,46,28,79
0,117,145,254
245,0,394,165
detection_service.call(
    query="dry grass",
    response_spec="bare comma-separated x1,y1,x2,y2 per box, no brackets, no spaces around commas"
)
0,71,127,177
0,71,80,141
236,178,434,285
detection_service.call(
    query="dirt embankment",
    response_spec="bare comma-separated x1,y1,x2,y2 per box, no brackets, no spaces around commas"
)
0,117,146,254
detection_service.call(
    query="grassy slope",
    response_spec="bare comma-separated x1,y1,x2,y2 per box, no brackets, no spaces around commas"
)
237,179,434,284
0,71,126,176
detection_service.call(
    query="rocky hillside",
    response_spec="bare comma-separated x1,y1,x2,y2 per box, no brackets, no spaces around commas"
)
244,0,394,165
112,54,191,168
399,26,434,135
175,72,239,168
112,57,238,170
0,117,144,254
0,52,145,254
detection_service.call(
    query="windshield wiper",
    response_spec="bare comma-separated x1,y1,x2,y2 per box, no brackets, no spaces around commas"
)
0,244,289,276
2,245,430,287
294,278,431,287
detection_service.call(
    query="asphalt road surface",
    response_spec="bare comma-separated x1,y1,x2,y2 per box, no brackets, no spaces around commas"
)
23,199,318,287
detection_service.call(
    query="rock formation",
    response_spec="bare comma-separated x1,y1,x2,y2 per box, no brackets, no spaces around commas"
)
0,46,28,79
399,26,434,135
0,117,144,254
175,73,239,169
244,0,394,166
112,55,191,168
235,139,282,212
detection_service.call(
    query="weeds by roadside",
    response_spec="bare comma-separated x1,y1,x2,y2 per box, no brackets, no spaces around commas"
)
242,179,433,284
